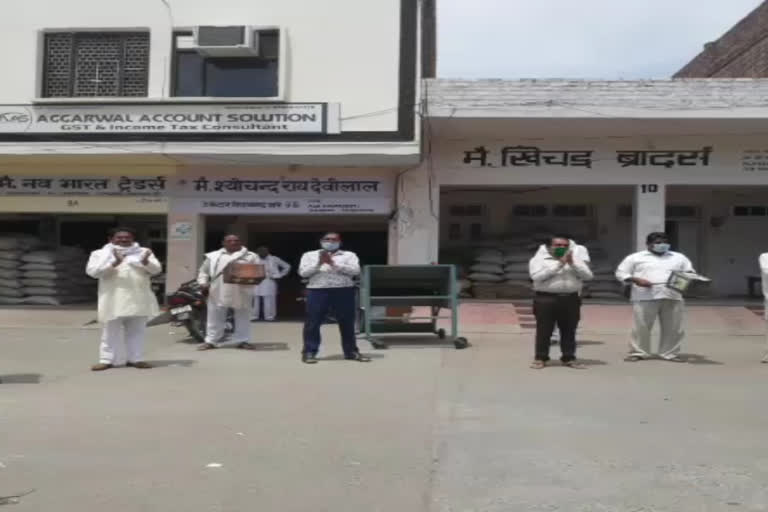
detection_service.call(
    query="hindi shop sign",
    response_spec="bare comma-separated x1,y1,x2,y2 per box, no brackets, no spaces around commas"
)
0,103,334,134
463,145,713,169
0,175,166,196
173,197,392,215
172,176,390,198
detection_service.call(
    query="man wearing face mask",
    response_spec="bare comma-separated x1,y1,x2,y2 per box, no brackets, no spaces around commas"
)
298,232,370,364
529,235,593,369
615,232,695,362
534,235,591,345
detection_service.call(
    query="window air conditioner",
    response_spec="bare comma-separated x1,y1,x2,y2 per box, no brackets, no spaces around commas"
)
193,26,259,57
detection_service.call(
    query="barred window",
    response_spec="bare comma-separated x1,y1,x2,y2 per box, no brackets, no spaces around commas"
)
42,32,150,98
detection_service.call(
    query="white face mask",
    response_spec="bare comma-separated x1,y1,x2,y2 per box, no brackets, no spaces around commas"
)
651,243,670,254
321,241,340,252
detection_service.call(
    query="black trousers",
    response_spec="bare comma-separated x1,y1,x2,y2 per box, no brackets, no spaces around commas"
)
533,292,581,362
302,287,358,356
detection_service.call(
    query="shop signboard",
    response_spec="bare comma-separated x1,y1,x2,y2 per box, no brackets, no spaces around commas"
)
0,103,336,134
170,175,393,215
461,145,713,169
172,197,392,215
0,175,167,196
171,176,390,198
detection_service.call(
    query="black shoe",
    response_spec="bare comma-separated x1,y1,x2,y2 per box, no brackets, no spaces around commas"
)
344,352,371,362
302,353,318,364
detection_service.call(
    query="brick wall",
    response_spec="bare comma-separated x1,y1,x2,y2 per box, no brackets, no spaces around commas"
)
674,0,768,77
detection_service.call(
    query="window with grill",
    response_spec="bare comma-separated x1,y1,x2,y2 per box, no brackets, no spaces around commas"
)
42,32,150,98
448,204,484,217
733,206,768,217
552,204,590,217
172,31,280,97
666,205,699,218
512,205,548,217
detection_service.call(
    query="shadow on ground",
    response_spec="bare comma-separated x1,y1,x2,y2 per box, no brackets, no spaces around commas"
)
680,353,724,365
362,337,469,350
0,373,42,384
144,359,198,368
318,353,386,361
576,340,605,346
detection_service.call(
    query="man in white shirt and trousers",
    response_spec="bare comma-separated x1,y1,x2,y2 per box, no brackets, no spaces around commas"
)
534,237,590,345
298,232,370,364
760,252,768,363
197,234,260,351
86,227,162,371
251,245,291,322
529,235,593,369
616,232,695,362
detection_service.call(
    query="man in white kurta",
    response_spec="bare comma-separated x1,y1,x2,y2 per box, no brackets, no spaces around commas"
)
615,232,695,362
197,235,260,350
251,246,291,322
760,252,768,363
86,228,162,371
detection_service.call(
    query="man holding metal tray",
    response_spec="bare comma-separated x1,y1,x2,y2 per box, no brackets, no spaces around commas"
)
616,232,708,362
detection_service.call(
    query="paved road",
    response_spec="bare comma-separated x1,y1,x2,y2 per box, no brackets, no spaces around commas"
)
0,309,766,512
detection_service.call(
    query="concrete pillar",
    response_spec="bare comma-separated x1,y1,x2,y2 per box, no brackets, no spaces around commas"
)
165,209,205,293
390,165,439,264
633,183,666,251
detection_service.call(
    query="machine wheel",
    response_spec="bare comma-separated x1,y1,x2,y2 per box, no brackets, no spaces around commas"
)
453,337,469,350
437,328,447,340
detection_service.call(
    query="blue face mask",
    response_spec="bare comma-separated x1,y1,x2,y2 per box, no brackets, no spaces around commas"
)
651,243,670,254
321,241,340,252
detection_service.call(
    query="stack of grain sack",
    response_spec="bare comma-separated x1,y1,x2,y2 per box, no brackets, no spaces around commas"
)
468,248,506,299
499,236,537,298
579,242,623,300
20,247,95,305
0,235,96,306
467,234,541,299
460,234,625,300
0,235,40,305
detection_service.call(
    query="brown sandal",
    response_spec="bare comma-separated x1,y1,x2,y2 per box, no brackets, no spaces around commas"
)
530,360,546,370
197,343,216,351
563,360,587,369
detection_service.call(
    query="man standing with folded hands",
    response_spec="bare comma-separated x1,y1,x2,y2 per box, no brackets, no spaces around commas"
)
529,235,593,369
86,227,162,371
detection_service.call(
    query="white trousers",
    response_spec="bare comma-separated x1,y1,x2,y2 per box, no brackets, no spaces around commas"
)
763,320,768,363
251,295,277,321
205,304,251,346
99,316,147,365
630,300,685,359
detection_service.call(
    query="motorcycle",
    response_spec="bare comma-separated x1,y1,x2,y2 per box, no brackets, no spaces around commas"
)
147,280,234,343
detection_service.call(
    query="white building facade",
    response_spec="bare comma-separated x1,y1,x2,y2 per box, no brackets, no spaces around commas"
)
0,0,432,310
395,79,768,298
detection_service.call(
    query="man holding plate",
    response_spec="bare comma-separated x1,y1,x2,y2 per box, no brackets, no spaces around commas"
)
615,232,698,362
